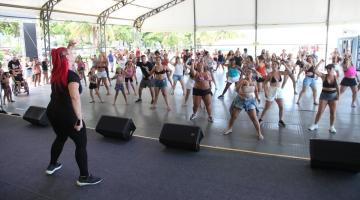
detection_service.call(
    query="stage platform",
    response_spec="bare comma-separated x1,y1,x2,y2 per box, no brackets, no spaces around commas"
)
0,114,359,200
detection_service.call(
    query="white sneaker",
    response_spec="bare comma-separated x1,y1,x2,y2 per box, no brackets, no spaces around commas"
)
308,124,318,131
329,126,337,133
223,129,232,135
190,113,197,120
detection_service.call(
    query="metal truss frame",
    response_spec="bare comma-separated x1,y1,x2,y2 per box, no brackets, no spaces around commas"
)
40,0,62,59
133,0,186,32
97,0,132,52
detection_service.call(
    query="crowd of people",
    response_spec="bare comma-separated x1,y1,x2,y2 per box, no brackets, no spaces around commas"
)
1,43,360,139
56,44,359,138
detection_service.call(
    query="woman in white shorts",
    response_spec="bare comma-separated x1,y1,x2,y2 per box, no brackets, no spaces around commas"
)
218,58,241,99
96,53,110,95
170,56,185,95
183,66,195,105
258,60,289,127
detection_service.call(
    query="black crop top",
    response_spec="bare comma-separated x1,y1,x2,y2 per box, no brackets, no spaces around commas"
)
271,75,282,83
155,69,167,74
322,75,337,88
306,66,315,78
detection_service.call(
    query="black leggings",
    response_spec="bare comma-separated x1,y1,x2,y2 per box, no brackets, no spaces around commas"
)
49,120,89,176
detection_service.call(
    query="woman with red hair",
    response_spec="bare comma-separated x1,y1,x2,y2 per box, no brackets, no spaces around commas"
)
46,47,102,186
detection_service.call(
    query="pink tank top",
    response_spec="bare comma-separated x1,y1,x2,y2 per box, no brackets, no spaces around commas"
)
125,67,134,78
344,65,356,78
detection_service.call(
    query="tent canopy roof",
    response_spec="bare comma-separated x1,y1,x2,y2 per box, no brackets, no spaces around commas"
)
0,0,359,31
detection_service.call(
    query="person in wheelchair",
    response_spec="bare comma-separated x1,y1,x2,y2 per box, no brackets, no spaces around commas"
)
11,65,29,95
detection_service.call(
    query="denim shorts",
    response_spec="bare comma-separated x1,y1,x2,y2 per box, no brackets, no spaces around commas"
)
319,91,337,101
173,74,184,81
230,95,259,112
303,76,316,87
154,79,167,88
115,83,124,92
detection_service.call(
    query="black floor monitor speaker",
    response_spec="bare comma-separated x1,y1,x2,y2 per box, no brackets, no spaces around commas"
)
310,139,360,172
23,106,49,126
95,115,136,140
159,123,204,151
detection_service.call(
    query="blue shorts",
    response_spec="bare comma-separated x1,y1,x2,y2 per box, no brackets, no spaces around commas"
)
115,83,124,92
303,76,316,87
154,79,167,88
230,95,259,113
173,74,183,81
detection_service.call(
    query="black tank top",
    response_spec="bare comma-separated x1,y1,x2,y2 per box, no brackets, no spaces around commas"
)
322,75,337,88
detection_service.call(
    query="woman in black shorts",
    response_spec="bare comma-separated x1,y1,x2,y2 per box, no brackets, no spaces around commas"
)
189,58,214,122
88,67,103,103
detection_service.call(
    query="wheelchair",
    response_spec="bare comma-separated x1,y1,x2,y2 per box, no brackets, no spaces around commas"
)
12,74,29,96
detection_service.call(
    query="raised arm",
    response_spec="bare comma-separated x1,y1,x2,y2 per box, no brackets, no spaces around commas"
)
189,62,197,78
170,56,176,66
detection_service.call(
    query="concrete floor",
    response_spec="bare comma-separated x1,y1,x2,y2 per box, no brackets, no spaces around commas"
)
2,69,360,158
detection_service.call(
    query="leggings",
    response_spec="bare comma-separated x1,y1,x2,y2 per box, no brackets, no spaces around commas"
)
49,120,89,176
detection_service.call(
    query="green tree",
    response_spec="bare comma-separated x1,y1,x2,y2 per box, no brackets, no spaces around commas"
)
111,25,134,46
0,22,20,37
141,32,164,48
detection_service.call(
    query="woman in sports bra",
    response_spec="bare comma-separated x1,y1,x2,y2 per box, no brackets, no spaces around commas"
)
150,56,172,111
296,56,324,105
258,60,289,127
189,58,214,123
308,64,339,133
223,69,263,140
340,58,358,107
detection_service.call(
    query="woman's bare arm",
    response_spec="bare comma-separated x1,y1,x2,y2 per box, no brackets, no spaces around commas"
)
68,82,82,131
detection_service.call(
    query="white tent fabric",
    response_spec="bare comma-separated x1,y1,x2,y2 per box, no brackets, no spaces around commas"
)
0,0,359,31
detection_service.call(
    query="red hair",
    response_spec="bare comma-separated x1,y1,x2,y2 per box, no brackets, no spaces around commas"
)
51,47,69,89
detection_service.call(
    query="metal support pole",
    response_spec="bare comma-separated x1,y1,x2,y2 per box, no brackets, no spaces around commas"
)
40,0,62,61
133,0,186,32
193,0,196,53
325,0,331,65
97,0,131,53
255,0,258,57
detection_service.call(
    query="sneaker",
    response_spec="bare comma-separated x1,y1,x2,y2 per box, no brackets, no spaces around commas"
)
258,118,263,125
217,95,224,99
150,99,154,104
208,116,214,123
223,129,232,135
278,120,286,127
258,134,264,140
190,113,197,120
76,174,102,187
45,163,62,175
308,124,318,131
135,98,142,103
329,126,337,133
